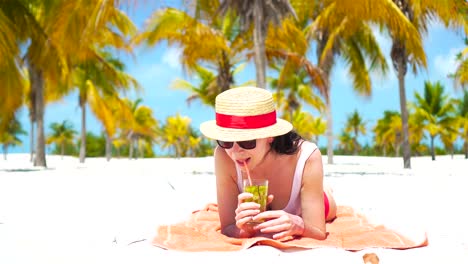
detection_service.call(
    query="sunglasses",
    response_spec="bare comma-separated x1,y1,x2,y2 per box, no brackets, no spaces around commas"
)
216,139,257,150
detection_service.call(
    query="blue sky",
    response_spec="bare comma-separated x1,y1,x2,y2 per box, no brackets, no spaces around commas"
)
10,3,467,154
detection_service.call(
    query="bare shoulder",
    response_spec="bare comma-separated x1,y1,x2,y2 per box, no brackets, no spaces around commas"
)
214,146,236,181
303,144,324,182
214,146,231,167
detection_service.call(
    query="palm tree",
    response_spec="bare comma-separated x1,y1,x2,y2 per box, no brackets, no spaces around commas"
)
1,1,138,167
0,116,27,160
287,107,326,144
450,38,468,90
298,0,421,165
440,119,461,158
385,0,467,168
344,110,367,155
93,95,134,161
270,65,325,121
122,98,158,159
171,63,251,108
373,111,402,157
135,2,247,95
0,0,64,167
218,0,297,89
411,81,457,161
265,17,329,101
159,113,200,157
72,51,140,163
337,131,354,155
456,90,468,158
46,120,77,159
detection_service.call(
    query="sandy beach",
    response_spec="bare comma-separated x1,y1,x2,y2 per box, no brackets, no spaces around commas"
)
0,154,467,263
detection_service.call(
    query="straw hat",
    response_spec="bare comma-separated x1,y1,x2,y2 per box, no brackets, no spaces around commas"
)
200,86,293,141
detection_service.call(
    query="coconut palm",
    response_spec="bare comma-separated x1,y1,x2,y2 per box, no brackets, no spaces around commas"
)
296,0,422,165
337,131,354,155
0,0,66,167
373,111,402,157
0,1,138,167
384,0,467,168
135,1,248,96
72,51,140,163
88,89,135,161
440,118,461,158
344,110,367,156
218,0,297,89
450,39,468,90
0,115,27,160
158,113,200,157
270,64,325,120
121,98,158,159
411,81,457,160
46,120,77,159
171,63,250,108
456,90,468,158
287,107,326,144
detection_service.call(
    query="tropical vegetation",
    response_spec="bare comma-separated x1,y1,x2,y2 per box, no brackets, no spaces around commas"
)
1,0,468,168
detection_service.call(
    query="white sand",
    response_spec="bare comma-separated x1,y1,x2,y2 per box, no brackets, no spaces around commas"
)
0,154,467,263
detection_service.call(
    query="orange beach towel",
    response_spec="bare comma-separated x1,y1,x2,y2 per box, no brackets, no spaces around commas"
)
152,203,428,252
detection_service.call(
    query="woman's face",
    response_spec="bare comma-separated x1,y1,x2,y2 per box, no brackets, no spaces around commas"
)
224,137,273,171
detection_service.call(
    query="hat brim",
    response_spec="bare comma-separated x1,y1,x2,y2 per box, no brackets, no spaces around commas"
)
200,119,293,141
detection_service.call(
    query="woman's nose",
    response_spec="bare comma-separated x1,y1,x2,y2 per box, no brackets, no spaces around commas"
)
230,142,242,152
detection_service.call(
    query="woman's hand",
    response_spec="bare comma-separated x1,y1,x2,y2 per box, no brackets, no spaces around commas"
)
252,210,305,240
235,193,274,234
234,192,260,233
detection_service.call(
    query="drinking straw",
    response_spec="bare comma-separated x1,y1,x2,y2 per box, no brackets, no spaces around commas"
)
243,160,252,186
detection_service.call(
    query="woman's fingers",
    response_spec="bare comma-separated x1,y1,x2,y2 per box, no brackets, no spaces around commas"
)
237,192,253,205
235,208,260,221
236,192,262,230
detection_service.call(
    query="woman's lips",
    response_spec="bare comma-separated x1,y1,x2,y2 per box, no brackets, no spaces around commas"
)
236,157,250,166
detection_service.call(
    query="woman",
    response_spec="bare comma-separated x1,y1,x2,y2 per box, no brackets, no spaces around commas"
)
200,86,336,240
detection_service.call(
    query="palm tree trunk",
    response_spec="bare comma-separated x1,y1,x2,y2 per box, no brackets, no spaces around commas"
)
430,135,435,161
392,39,412,169
31,65,47,167
396,59,411,169
317,30,334,165
30,121,35,163
61,143,65,159
105,133,112,161
3,145,7,160
353,138,358,156
253,0,266,89
79,98,86,163
218,52,233,92
465,141,468,159
29,82,36,163
325,96,334,164
129,138,134,159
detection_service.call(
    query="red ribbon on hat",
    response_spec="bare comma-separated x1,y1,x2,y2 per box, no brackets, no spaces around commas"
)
216,111,277,129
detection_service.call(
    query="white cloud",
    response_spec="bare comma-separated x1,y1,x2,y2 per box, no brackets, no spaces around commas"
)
433,48,461,78
162,47,182,69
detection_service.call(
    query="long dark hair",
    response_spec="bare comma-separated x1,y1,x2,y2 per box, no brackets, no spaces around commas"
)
270,131,303,155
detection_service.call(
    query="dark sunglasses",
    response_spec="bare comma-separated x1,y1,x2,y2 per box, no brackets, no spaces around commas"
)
216,139,257,150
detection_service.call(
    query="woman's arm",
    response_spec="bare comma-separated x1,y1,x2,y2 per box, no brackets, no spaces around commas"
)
300,148,327,240
214,146,256,238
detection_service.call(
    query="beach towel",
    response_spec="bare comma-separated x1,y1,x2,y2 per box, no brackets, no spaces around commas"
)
152,203,428,252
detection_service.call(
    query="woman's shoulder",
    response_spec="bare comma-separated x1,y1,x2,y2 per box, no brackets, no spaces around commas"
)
299,140,318,150
214,146,237,178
